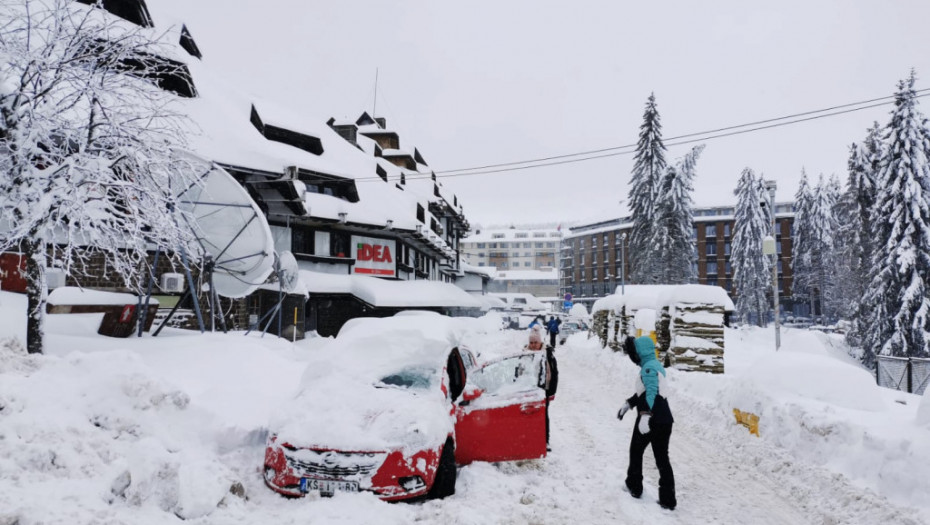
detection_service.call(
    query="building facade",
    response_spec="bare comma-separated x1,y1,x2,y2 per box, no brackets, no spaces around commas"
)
460,228,562,271
560,204,796,312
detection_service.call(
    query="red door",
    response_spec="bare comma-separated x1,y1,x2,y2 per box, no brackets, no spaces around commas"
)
454,353,547,464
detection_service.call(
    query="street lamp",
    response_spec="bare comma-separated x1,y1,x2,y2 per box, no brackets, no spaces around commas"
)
761,180,781,350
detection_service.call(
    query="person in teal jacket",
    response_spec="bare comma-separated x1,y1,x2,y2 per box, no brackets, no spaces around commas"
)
616,336,676,510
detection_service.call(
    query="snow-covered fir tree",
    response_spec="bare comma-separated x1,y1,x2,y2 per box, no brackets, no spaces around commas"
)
863,71,930,359
627,93,667,284
652,145,704,284
0,0,199,353
732,168,772,326
791,170,816,314
837,124,882,356
809,174,841,320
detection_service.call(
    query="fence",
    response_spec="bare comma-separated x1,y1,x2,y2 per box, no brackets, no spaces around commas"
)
876,356,930,395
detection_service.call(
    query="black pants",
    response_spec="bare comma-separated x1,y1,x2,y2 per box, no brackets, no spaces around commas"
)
625,419,676,507
549,332,558,347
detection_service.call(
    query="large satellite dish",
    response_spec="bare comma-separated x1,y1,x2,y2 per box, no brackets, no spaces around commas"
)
174,151,275,298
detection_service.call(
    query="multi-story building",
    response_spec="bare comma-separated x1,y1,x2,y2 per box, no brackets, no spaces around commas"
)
560,204,796,312
460,228,562,271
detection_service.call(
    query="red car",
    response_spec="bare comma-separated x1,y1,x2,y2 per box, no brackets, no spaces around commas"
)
263,313,548,500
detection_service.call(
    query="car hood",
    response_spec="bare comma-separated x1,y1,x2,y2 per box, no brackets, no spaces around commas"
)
270,375,453,453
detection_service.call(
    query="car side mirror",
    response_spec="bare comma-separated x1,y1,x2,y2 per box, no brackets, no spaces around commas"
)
460,385,483,406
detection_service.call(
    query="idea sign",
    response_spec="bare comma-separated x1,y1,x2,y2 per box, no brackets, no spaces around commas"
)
351,235,396,277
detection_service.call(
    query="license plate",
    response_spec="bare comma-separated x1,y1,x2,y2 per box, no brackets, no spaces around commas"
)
300,477,359,496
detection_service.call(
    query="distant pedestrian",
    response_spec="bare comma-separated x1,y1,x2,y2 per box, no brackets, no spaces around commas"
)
545,316,561,347
616,336,676,510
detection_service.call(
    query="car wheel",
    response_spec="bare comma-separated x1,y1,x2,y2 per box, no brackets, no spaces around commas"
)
427,439,456,499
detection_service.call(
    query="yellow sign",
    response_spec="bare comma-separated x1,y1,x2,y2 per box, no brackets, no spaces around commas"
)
733,408,760,436
636,329,660,358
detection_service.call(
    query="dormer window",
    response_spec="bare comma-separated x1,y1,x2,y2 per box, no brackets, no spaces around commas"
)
250,105,323,155
179,25,202,59
81,38,196,97
77,0,153,27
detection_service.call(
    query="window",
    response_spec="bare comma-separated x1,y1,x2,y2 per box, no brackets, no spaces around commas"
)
777,242,783,254
691,262,699,275
500,262,508,268
478,262,485,267
477,252,485,258
724,242,731,256
724,224,731,237
706,224,717,237
534,232,546,238
524,242,532,248
525,262,532,267
524,252,531,257
535,243,544,248
691,226,698,240
477,243,486,248
493,233,505,239
726,261,732,274
603,234,609,245
706,243,717,256
707,262,718,275
778,260,784,273
313,231,329,256
550,232,561,237
77,0,153,27
515,233,528,238
490,243,498,249
546,242,555,248
707,277,718,286
292,229,313,254
331,232,350,258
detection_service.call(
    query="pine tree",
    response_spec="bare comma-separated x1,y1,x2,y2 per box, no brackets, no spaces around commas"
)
732,168,772,326
791,170,816,314
628,93,667,284
652,145,704,283
863,71,930,359
808,174,840,320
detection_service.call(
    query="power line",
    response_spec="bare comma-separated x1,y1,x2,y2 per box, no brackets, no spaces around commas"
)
356,90,929,183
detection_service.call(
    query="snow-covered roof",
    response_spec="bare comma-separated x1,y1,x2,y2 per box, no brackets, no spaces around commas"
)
463,229,562,243
492,270,559,281
298,270,481,308
47,287,153,306
592,284,735,313
488,292,548,310
461,262,496,278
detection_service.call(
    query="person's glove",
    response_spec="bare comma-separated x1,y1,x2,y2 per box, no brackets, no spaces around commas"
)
616,402,631,420
638,412,652,434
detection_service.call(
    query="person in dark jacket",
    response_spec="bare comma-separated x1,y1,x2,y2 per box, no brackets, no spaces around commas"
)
545,316,561,348
616,336,676,510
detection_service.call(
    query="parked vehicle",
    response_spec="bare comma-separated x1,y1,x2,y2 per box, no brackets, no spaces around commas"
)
559,320,589,344
263,312,548,501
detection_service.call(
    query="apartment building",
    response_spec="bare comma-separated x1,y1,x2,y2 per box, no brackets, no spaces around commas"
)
560,204,796,311
460,228,563,271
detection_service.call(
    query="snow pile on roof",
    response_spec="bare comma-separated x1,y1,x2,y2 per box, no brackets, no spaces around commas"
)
47,287,148,306
489,292,548,310
493,270,558,281
461,262,496,278
593,284,735,313
298,270,481,308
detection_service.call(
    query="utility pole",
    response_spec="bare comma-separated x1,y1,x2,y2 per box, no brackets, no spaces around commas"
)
763,180,781,350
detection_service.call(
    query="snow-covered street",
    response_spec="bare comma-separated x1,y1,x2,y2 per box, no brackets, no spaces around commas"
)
2,298,928,525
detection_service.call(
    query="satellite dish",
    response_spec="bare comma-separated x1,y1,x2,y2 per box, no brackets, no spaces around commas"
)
277,251,300,293
174,151,275,298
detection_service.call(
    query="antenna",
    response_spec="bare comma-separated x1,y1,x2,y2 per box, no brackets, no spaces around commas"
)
373,67,379,117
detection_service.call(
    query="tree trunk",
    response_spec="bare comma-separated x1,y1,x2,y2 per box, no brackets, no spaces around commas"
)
23,237,47,354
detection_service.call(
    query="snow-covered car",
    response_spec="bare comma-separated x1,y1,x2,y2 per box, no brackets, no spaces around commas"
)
263,312,548,501
558,320,589,344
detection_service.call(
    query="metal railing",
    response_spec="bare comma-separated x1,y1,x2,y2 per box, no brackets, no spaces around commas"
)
876,356,930,395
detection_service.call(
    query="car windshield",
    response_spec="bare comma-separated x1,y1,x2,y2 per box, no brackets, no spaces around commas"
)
378,367,435,390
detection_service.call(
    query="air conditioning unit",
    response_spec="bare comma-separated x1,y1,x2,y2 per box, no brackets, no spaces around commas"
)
45,268,66,290
160,273,185,293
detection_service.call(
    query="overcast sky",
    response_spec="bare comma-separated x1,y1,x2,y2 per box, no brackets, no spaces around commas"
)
157,0,930,228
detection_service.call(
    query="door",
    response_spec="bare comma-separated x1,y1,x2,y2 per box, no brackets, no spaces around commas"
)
454,353,547,464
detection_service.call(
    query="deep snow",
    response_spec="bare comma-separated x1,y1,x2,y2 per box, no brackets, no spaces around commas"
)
1,290,928,524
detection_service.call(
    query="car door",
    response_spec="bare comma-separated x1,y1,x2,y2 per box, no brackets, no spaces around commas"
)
453,353,547,464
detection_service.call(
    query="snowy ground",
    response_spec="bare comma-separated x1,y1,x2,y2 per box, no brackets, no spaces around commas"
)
1,290,929,524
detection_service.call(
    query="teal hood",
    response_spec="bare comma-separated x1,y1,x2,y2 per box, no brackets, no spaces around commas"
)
634,337,659,366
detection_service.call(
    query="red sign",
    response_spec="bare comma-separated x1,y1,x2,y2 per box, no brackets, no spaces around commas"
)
351,236,396,278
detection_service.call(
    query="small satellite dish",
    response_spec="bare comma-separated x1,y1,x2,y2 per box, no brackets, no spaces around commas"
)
277,251,300,293
174,151,275,298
